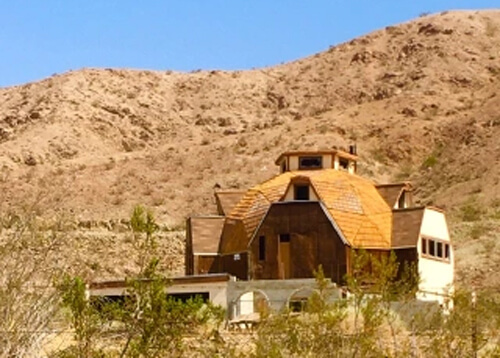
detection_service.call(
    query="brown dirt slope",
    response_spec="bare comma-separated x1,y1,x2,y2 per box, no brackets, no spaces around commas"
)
1,10,500,285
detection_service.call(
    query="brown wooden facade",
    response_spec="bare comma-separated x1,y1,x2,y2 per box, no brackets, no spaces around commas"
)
248,202,348,283
220,252,249,280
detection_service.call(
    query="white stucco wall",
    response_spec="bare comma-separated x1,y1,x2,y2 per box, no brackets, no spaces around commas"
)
90,281,229,308
289,156,299,171
417,208,454,304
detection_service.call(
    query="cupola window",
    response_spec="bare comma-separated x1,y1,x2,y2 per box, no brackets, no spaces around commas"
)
339,158,349,170
299,156,322,170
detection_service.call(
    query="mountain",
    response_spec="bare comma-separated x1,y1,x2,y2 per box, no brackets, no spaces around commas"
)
1,10,499,285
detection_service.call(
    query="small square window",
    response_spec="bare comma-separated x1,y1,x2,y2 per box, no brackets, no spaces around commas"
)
339,158,349,170
279,234,291,243
294,185,309,200
445,244,450,259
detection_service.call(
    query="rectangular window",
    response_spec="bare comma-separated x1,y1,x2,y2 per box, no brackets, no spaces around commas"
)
422,238,427,255
398,191,406,209
279,234,291,243
299,156,322,170
421,237,451,262
437,242,443,258
294,185,309,200
258,236,266,261
429,240,435,256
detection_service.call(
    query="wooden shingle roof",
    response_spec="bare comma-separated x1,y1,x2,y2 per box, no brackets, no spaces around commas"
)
214,190,246,216
391,208,425,248
222,169,394,252
376,182,412,208
189,216,225,254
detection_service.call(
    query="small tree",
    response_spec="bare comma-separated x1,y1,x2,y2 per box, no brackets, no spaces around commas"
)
59,205,225,357
57,275,107,358
0,212,63,358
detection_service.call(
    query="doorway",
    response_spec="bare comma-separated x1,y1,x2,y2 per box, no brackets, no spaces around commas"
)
279,234,291,279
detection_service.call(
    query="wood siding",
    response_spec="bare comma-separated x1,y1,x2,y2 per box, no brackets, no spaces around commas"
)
249,202,347,283
194,255,221,275
221,252,249,280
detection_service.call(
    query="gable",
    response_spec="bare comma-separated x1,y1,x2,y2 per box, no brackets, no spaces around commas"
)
376,183,411,208
214,190,246,216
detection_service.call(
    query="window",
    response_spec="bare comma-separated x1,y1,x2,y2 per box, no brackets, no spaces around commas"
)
279,234,291,243
294,185,309,200
167,292,209,303
429,240,435,256
299,156,322,170
339,158,349,170
398,191,406,209
281,161,287,173
258,236,266,261
421,237,450,262
437,242,443,258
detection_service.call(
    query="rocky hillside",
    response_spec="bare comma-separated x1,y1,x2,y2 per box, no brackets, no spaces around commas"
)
1,10,500,285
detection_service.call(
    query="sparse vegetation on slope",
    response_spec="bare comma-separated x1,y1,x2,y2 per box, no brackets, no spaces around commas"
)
1,10,500,287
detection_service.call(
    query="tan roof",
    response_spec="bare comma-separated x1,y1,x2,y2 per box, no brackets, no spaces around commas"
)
214,190,246,216
221,169,393,252
376,182,411,208
189,216,225,254
391,208,425,247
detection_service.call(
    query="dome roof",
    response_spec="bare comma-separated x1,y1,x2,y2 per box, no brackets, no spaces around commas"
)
221,169,393,253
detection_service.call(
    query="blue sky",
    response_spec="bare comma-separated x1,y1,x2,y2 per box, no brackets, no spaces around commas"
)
0,1,498,87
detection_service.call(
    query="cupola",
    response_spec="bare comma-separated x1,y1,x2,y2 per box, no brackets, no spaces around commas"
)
275,146,358,174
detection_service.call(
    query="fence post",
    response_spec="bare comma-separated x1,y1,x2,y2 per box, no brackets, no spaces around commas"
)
471,290,477,358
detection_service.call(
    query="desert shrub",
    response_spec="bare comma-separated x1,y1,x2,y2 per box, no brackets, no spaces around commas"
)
0,213,63,357
422,154,438,169
460,201,483,222
58,206,225,358
470,222,489,240
254,252,419,357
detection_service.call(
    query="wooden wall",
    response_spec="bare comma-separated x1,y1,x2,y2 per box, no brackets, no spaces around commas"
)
185,218,194,275
221,252,249,280
249,202,347,283
194,255,221,275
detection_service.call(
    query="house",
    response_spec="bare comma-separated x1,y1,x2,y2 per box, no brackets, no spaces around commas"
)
186,148,454,303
